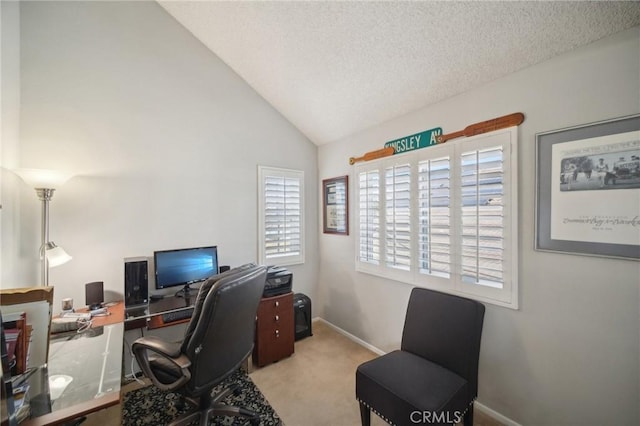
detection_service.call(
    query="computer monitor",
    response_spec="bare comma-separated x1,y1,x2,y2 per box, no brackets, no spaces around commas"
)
153,246,218,297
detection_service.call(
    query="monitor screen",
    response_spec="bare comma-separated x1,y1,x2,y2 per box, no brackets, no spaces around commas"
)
154,246,218,290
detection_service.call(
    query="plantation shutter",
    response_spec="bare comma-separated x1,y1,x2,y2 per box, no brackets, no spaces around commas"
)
258,167,304,266
385,163,411,270
460,146,504,288
358,169,380,264
418,157,451,277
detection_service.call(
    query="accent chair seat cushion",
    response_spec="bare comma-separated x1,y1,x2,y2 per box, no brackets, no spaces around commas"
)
356,350,469,426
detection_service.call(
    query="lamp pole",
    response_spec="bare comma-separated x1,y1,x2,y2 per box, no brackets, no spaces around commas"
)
13,168,73,284
36,188,55,286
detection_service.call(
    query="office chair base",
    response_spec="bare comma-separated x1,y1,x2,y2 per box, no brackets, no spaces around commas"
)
167,404,260,426
168,383,260,426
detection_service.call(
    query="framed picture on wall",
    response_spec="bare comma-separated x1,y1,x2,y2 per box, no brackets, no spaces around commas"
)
535,114,640,259
323,175,349,235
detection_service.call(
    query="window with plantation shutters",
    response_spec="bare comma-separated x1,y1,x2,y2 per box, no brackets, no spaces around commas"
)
355,127,518,309
258,166,304,266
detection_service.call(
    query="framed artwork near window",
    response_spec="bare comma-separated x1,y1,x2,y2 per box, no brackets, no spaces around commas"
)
323,175,349,235
535,114,640,260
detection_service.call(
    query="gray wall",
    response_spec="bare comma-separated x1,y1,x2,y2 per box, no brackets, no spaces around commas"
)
317,27,640,425
3,1,318,311
1,0,27,285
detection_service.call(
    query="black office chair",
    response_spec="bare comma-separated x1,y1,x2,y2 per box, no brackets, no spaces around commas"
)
356,288,485,426
132,264,267,426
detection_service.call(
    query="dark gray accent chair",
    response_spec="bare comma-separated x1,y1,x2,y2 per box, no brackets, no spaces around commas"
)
132,264,266,426
356,287,485,426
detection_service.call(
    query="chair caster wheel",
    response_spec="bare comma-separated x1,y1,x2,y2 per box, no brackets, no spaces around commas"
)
174,397,186,411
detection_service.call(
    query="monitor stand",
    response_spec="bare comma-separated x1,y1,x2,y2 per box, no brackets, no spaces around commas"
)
174,284,194,298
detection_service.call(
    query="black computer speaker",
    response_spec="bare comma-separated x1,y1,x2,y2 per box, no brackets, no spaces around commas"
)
85,281,104,310
124,257,149,308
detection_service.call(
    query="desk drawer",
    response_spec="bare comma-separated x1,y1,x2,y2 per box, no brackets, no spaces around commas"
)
256,294,294,332
253,292,294,367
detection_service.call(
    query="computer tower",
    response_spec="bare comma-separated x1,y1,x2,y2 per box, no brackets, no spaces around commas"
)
124,257,149,308
293,293,312,341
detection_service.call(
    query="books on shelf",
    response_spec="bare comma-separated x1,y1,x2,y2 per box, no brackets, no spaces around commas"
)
13,381,31,422
4,312,35,425
13,382,30,411
2,311,30,375
4,328,20,368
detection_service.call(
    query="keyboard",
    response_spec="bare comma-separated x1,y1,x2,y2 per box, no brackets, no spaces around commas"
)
161,308,194,323
60,312,91,320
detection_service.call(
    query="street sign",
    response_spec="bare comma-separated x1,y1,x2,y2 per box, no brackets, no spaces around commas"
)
384,127,442,154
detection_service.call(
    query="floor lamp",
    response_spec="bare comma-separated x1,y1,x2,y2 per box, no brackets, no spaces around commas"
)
14,168,73,286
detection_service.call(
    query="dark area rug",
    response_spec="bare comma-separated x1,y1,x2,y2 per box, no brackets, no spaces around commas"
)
122,369,282,426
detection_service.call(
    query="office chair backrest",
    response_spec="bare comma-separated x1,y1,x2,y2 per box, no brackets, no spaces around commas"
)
401,287,485,395
181,263,257,347
183,265,266,396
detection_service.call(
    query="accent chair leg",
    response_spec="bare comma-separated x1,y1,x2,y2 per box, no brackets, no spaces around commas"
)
359,401,371,426
463,403,474,426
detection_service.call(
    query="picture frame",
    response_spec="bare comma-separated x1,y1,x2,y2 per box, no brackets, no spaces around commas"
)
535,114,640,260
323,175,349,235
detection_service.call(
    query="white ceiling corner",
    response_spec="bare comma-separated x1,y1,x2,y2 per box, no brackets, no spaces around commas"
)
158,1,640,146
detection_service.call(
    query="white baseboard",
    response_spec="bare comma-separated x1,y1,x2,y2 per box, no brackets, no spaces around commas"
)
474,402,522,426
314,317,521,426
313,317,385,355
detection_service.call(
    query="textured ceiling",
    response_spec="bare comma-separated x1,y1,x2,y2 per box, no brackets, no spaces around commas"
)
158,1,640,146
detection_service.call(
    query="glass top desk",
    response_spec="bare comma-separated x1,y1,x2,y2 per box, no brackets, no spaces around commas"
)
19,322,123,426
9,297,194,424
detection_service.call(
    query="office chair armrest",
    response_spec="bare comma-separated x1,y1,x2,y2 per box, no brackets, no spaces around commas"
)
133,336,182,358
132,336,192,392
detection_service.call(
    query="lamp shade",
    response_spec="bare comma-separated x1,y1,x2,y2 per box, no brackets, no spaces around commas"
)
49,374,73,400
14,168,73,189
45,242,73,267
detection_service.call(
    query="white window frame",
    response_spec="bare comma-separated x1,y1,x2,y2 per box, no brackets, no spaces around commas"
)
258,166,305,266
355,128,518,309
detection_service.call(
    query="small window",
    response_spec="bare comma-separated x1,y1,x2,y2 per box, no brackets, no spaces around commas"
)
258,166,305,266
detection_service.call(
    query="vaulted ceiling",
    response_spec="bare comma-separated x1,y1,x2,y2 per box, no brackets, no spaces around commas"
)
159,1,640,146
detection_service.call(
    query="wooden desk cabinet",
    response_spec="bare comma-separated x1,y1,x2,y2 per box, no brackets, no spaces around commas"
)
253,292,294,367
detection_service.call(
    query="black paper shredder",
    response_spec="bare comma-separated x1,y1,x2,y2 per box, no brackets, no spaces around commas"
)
293,293,312,341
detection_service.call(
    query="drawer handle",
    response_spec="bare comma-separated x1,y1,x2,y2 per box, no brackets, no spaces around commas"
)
275,315,279,321
275,330,280,338
275,301,279,307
